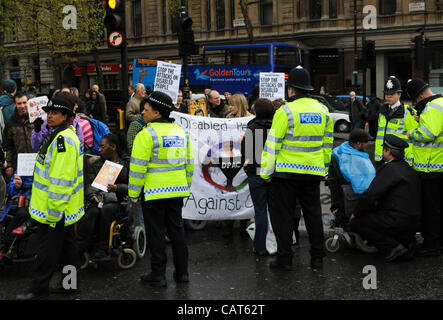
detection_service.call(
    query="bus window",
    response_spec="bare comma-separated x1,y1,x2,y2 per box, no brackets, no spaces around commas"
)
274,46,301,66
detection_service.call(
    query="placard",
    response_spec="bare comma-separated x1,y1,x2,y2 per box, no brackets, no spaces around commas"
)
91,160,123,192
259,72,285,100
17,153,38,176
27,96,48,123
188,98,208,117
153,61,182,104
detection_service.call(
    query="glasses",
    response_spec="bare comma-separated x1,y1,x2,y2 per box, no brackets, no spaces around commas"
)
15,102,27,105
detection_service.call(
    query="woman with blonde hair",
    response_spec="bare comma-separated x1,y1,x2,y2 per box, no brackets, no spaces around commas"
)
227,93,252,118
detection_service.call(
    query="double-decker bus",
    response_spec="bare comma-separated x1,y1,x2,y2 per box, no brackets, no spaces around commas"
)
183,43,302,96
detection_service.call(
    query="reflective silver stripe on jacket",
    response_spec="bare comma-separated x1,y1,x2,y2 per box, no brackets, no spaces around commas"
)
147,165,185,173
49,192,71,201
264,145,280,155
282,104,294,135
413,141,443,148
267,135,283,144
129,170,145,179
281,145,322,152
418,125,435,140
284,135,324,142
130,156,149,166
47,208,64,218
129,183,143,191
34,180,49,192
145,125,185,165
429,103,443,114
50,177,74,187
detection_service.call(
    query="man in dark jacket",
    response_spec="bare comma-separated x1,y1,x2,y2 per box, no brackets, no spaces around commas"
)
349,134,421,262
207,90,230,118
2,92,34,181
349,91,366,129
0,80,17,125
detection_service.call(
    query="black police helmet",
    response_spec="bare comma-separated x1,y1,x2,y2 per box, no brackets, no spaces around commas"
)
287,66,314,91
144,91,174,118
406,78,429,102
383,134,409,150
42,97,75,117
384,76,402,94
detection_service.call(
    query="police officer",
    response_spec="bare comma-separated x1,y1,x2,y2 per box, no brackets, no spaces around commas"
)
17,97,84,299
406,78,443,257
350,134,421,262
129,91,194,287
375,76,417,167
260,66,334,270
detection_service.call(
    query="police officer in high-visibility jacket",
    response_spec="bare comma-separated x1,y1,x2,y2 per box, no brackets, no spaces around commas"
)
375,76,417,167
129,91,194,288
260,66,334,270
17,97,84,300
406,78,443,257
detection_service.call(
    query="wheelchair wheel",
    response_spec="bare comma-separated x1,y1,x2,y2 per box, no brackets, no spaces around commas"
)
80,252,90,270
184,219,207,231
132,226,146,259
354,233,378,254
325,236,340,253
117,248,137,269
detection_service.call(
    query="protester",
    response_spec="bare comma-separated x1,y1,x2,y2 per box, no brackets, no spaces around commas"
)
260,66,334,270
0,80,17,125
248,84,260,114
174,89,188,114
90,90,107,124
129,91,193,288
350,134,421,262
2,92,34,181
271,98,285,111
127,114,146,154
128,85,135,101
17,96,84,299
226,93,252,118
207,90,230,118
241,98,275,255
77,134,129,262
125,83,146,125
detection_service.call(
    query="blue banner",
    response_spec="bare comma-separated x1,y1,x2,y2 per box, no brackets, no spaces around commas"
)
182,65,272,96
132,59,157,91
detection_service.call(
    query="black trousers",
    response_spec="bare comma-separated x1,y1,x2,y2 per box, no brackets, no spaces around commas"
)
368,119,378,139
142,197,188,277
4,207,29,245
76,202,120,254
268,178,324,263
31,219,80,293
421,177,443,249
350,213,418,255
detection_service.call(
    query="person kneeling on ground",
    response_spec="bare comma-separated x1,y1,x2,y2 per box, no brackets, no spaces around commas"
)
349,134,421,262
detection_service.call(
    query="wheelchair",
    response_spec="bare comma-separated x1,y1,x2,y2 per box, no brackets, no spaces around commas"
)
81,201,147,270
0,209,38,271
324,155,377,254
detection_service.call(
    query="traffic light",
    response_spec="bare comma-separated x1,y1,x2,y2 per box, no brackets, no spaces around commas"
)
177,7,197,56
103,0,125,48
363,40,376,69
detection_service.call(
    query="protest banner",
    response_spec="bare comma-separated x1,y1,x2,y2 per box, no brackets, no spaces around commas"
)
17,153,38,176
188,98,208,117
132,58,157,91
170,112,255,220
91,160,123,192
154,61,182,104
27,96,48,123
259,72,285,100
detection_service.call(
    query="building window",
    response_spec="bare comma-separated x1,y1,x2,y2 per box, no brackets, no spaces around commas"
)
216,0,225,30
260,0,273,25
437,0,443,10
379,0,396,15
230,0,235,27
207,0,211,30
133,0,142,37
329,0,337,18
310,0,322,19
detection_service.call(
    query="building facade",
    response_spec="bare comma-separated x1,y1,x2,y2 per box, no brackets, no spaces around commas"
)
4,0,443,99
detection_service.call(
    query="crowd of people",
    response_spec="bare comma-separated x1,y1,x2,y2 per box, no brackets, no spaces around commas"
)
0,64,441,299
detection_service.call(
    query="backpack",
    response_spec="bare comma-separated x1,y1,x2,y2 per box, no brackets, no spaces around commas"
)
80,116,110,155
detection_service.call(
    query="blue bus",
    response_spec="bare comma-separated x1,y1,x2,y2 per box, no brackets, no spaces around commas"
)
183,43,302,96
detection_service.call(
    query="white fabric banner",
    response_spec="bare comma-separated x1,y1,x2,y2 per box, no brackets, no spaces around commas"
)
170,111,255,221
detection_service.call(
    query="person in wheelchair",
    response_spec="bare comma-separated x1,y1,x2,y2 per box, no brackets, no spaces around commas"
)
349,134,421,262
0,170,33,258
76,133,129,262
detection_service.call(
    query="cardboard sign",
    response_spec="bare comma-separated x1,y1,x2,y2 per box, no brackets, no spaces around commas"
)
259,72,285,100
153,61,182,104
91,160,123,192
188,98,208,117
17,153,38,176
27,96,48,123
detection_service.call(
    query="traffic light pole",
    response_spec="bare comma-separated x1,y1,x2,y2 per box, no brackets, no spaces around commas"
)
121,0,128,104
